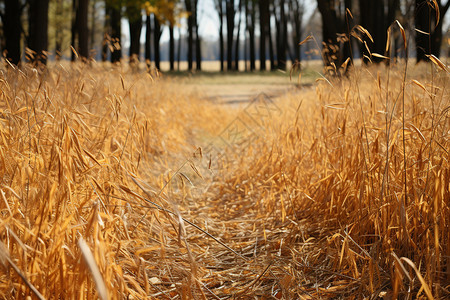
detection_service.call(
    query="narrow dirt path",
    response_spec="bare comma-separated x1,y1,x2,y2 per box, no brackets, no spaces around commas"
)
167,73,313,106
188,83,299,105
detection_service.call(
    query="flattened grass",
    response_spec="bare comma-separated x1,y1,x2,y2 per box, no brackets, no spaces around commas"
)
0,60,448,299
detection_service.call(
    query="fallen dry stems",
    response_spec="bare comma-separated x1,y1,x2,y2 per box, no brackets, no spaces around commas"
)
0,61,448,299
0,62,223,298
207,62,448,298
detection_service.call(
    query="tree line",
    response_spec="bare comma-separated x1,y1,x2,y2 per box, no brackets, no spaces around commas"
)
0,0,448,72
317,0,449,75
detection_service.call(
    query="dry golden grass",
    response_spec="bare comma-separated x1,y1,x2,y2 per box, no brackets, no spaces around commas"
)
0,59,448,299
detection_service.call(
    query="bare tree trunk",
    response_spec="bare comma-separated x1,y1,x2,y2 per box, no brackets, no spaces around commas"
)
387,0,400,61
216,0,225,71
3,0,22,65
244,0,249,71
28,0,49,65
281,0,288,70
234,0,242,70
317,0,352,75
153,14,161,69
71,0,78,61
70,0,90,61
259,0,269,70
145,13,151,68
415,0,450,62
110,5,121,63
268,2,275,70
359,0,386,63
433,1,449,56
127,6,142,64
128,19,142,63
244,30,248,71
194,0,201,70
186,0,194,70
276,0,287,70
77,0,89,60
177,27,182,70
89,0,96,53
102,5,110,62
246,0,256,71
288,0,303,65
169,25,175,70
55,0,64,60
226,0,235,70
273,1,280,65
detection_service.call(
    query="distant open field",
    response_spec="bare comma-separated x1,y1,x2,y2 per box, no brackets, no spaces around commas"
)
160,60,322,105
157,59,324,73
0,59,448,299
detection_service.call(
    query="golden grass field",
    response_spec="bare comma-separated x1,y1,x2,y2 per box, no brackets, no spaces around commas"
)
0,59,448,299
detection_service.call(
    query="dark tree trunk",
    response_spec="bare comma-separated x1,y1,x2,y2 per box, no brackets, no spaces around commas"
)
432,1,448,57
288,0,303,64
317,0,352,75
415,0,432,62
194,0,201,70
259,0,269,70
343,0,353,64
195,34,201,71
77,0,89,60
128,19,142,63
268,4,275,71
0,25,4,58
128,6,142,64
387,0,400,28
3,0,22,65
244,0,249,70
186,0,194,70
387,0,400,60
277,0,287,70
234,0,242,70
102,5,111,62
359,0,387,63
246,0,256,71
71,0,77,61
244,30,248,71
55,0,63,60
415,0,450,62
177,27,182,70
317,0,338,67
153,14,161,70
273,2,280,67
110,5,121,63
169,25,175,70
28,0,50,65
219,18,225,71
145,13,151,68
89,0,96,52
216,0,225,71
226,0,235,70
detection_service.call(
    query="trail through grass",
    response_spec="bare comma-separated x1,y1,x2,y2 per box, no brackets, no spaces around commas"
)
0,61,448,299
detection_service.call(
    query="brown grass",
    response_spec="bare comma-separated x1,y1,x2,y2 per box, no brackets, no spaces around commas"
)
0,59,448,299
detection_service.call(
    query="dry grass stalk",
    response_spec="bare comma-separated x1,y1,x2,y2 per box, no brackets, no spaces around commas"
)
0,60,448,299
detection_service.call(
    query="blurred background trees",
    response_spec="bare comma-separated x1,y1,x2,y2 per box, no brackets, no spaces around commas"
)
415,0,450,62
2,0,22,65
28,0,50,64
72,0,89,60
0,0,448,69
